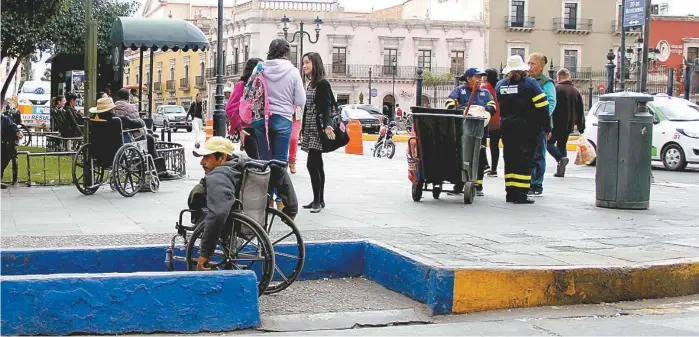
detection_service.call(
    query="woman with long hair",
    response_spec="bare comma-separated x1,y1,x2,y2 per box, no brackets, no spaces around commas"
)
300,52,335,213
495,55,551,204
226,57,263,158
482,68,501,176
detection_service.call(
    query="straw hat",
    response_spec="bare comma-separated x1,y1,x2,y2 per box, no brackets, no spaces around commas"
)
89,97,116,113
502,55,529,75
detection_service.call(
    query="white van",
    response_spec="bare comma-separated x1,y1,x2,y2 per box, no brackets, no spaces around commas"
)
17,81,51,127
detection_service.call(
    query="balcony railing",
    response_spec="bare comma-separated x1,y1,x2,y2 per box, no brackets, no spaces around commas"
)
206,67,215,79
505,16,535,30
553,18,593,33
179,78,190,90
612,20,642,34
319,64,457,79
153,82,161,91
166,80,175,92
195,76,205,89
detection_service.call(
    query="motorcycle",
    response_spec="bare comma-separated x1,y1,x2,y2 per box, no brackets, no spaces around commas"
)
373,120,397,158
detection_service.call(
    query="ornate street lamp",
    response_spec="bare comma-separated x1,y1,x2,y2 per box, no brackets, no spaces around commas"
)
213,0,226,137
280,15,323,67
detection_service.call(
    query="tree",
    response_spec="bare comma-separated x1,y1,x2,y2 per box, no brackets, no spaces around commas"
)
359,92,365,104
50,0,140,55
0,0,66,100
42,66,52,82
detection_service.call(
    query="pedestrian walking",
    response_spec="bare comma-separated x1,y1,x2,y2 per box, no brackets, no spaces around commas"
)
549,68,585,177
445,67,496,196
527,53,557,196
187,93,205,148
226,57,263,159
482,68,501,177
495,55,551,204
300,52,335,213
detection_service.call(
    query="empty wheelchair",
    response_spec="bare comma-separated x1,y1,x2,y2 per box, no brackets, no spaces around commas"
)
165,159,305,296
71,116,160,197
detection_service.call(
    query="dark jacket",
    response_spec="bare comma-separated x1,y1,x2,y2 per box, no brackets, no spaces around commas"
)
553,80,585,134
302,79,333,131
2,114,19,144
495,76,551,136
193,154,299,258
187,101,204,120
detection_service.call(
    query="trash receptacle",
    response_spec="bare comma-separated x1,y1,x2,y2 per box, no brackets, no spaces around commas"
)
595,92,654,210
460,116,486,204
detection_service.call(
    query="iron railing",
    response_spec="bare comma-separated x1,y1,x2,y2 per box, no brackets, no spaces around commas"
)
179,78,190,90
166,80,176,92
505,16,535,29
195,76,206,89
154,82,162,91
553,18,593,31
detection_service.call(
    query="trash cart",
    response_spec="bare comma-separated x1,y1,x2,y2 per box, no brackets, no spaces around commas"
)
460,115,486,204
407,107,483,204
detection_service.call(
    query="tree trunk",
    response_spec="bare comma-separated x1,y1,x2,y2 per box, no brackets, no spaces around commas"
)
1,54,25,104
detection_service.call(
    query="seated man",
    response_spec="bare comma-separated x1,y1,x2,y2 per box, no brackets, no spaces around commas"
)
188,137,298,271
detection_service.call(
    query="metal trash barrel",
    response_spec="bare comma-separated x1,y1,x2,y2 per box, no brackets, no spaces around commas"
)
595,92,654,210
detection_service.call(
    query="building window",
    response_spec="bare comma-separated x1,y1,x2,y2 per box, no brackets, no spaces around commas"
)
145,71,150,84
126,76,129,85
450,51,464,75
332,47,347,74
157,69,162,83
184,64,189,80
418,50,431,72
510,0,525,27
200,62,205,76
244,46,249,62
234,47,240,70
169,67,175,80
564,2,579,29
563,49,579,74
383,49,398,75
687,47,699,63
510,48,526,59
136,73,139,84
290,45,298,68
222,50,227,74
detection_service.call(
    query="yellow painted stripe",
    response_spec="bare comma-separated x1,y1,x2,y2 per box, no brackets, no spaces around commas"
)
452,262,699,314
504,173,530,180
535,101,549,108
532,93,546,102
505,181,530,188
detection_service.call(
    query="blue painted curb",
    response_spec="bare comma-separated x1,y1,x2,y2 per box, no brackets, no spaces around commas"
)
1,271,260,335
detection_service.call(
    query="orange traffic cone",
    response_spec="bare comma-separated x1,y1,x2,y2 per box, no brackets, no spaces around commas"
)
345,120,363,155
205,118,214,141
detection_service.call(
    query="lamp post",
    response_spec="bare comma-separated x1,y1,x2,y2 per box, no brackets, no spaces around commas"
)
391,57,396,120
368,67,373,104
280,15,323,70
606,49,616,94
213,0,226,137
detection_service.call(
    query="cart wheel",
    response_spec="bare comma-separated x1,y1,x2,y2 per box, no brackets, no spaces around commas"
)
432,185,442,199
411,182,423,202
463,182,476,204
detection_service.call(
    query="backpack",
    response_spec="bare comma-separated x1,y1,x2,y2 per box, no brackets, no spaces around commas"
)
240,62,270,145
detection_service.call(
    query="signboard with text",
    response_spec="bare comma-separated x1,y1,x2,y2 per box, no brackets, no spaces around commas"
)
623,0,646,28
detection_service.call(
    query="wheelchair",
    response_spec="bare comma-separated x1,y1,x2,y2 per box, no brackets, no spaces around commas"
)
165,159,305,296
71,116,161,197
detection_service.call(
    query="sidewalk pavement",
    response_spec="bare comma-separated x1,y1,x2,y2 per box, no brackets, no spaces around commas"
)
3,141,698,269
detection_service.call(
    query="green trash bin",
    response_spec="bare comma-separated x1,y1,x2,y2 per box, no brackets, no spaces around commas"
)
460,115,486,204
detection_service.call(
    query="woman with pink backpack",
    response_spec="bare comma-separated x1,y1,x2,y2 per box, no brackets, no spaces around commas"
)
226,57,263,158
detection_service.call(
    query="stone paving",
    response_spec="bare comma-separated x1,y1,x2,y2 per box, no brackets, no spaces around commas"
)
3,137,699,268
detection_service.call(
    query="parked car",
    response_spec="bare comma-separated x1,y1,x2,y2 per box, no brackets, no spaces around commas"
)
153,105,192,132
584,95,699,171
340,106,381,133
340,104,385,124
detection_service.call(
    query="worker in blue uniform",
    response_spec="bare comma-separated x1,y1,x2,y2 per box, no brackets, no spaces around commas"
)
495,55,551,204
445,67,496,196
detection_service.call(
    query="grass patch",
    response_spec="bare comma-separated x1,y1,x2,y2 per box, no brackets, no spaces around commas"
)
2,146,76,186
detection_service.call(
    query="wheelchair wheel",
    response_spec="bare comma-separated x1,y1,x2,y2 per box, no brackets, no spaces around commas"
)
72,144,105,195
185,212,275,296
112,144,145,198
263,208,305,294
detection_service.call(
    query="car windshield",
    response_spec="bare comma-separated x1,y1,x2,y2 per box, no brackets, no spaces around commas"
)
21,83,49,94
356,105,382,114
345,109,374,119
162,106,185,114
652,100,699,121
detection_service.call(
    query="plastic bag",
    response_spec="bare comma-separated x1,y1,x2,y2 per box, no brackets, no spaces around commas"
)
574,136,597,165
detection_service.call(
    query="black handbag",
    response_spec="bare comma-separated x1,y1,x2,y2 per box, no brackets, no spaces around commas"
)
318,85,350,153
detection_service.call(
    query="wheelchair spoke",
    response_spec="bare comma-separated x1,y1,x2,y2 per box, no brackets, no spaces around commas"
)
272,232,294,246
274,264,290,282
275,251,300,260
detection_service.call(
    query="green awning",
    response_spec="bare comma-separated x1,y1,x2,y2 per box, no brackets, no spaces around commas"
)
110,17,209,51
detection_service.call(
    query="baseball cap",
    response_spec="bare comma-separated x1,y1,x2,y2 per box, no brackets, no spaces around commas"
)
459,67,487,80
193,136,234,157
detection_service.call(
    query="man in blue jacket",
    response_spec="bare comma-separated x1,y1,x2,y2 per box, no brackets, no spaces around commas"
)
446,67,496,196
527,53,556,197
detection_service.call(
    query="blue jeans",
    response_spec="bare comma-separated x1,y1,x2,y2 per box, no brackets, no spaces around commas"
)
253,114,292,202
530,131,547,192
253,114,293,162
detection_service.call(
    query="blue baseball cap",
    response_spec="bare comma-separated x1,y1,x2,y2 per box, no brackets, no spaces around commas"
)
459,67,487,80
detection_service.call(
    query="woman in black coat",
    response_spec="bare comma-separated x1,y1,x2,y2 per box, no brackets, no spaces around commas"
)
299,52,335,213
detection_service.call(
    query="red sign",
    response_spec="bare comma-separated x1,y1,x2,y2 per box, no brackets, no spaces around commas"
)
597,84,605,92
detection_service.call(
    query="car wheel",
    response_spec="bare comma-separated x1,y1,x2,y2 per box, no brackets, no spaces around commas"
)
187,127,192,132
662,144,687,171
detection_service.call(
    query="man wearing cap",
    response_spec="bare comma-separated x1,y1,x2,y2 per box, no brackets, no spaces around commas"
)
495,55,551,204
445,67,496,196
191,136,298,270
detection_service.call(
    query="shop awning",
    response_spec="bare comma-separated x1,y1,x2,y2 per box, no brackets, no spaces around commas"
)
110,17,209,52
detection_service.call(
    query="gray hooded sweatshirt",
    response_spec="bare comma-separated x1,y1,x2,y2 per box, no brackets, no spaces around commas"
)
262,59,306,120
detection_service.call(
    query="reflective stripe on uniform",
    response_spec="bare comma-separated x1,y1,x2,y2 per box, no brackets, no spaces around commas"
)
475,180,483,185
505,181,530,188
534,101,549,108
505,173,530,181
532,93,546,102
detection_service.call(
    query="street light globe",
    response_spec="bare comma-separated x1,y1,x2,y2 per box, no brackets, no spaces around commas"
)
280,15,291,31
314,16,323,32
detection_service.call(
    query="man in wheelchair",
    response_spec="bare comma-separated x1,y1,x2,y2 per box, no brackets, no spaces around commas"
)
188,137,298,270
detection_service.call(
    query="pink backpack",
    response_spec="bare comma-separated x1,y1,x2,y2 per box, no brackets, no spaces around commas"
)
240,62,271,146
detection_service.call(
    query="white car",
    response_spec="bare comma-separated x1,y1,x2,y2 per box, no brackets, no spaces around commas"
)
584,95,699,171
